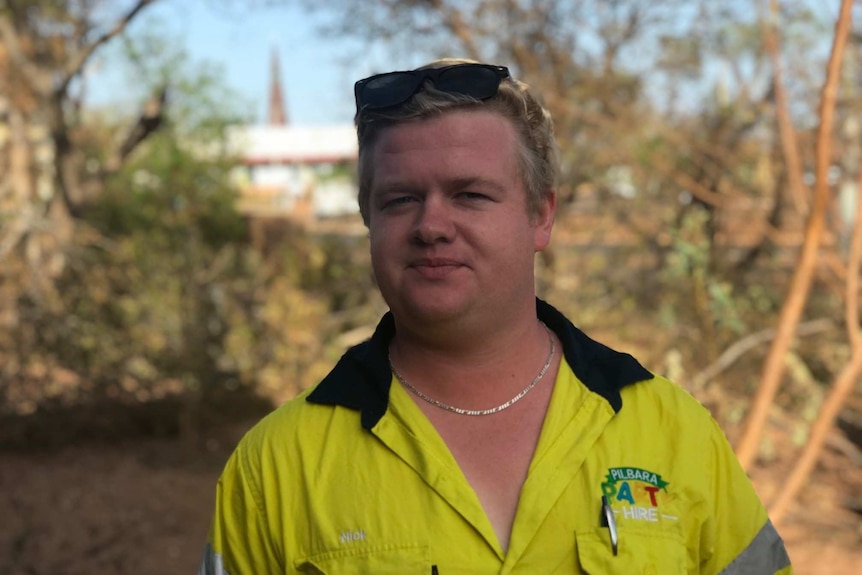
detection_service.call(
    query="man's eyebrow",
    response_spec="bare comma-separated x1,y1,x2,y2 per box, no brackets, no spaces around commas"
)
373,177,504,195
448,177,505,192
373,182,422,196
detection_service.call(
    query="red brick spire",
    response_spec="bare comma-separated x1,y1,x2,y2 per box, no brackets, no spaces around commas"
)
268,47,287,125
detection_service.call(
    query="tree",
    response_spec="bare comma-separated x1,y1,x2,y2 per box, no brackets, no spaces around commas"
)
0,0,164,308
735,0,856,476
1,15,249,414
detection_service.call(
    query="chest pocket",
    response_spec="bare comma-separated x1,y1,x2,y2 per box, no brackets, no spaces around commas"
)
295,543,429,574
576,527,688,575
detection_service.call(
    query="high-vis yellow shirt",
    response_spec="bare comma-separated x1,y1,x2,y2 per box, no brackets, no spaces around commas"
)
200,300,792,574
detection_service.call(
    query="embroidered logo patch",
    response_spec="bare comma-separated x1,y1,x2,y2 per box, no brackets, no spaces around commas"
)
601,467,677,523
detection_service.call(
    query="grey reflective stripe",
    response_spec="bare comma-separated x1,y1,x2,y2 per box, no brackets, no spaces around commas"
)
198,543,230,575
718,520,792,574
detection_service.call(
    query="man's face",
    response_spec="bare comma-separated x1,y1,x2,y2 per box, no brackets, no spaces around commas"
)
367,109,555,331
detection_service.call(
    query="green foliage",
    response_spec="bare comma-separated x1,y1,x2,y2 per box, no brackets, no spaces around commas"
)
665,208,711,277
90,134,246,247
89,19,251,247
1,23,360,416
661,207,746,335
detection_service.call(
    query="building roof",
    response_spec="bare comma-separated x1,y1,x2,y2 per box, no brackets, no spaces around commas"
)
229,124,357,166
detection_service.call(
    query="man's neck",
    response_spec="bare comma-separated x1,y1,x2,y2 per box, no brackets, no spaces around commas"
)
388,306,553,409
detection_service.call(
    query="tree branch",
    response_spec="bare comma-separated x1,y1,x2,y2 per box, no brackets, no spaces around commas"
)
102,86,168,174
845,166,862,349
423,0,481,61
735,0,853,471
60,0,160,93
762,0,809,215
691,318,834,390
0,13,53,94
555,97,758,211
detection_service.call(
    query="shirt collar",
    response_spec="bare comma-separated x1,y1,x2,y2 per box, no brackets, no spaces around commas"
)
306,298,653,430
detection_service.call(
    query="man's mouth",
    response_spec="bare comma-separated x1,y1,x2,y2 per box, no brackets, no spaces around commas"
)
409,258,465,278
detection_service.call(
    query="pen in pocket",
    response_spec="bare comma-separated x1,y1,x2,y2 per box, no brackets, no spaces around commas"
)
601,495,619,556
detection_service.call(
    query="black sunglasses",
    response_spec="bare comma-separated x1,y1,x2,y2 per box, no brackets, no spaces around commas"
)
354,64,510,113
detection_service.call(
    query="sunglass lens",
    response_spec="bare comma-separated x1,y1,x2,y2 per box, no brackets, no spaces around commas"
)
361,72,421,110
436,66,501,99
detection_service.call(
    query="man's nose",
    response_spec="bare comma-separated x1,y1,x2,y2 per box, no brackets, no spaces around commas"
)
412,197,455,244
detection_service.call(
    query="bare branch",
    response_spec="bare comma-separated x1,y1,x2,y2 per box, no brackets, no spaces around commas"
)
769,349,862,525
649,155,740,209
0,203,36,259
846,168,862,349
761,0,809,214
196,245,238,285
735,0,854,471
60,0,160,93
103,86,168,174
691,318,834,390
417,0,481,60
0,13,52,94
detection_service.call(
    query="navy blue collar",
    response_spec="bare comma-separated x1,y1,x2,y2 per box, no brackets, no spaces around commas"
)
307,299,653,430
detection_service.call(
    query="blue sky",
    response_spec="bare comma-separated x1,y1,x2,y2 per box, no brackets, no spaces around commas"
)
161,1,356,125
93,0,376,126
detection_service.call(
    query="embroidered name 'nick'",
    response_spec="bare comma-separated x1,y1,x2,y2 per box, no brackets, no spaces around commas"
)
340,530,366,544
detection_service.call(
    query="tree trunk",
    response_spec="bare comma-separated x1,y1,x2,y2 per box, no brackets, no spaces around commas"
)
768,142,862,525
735,0,854,471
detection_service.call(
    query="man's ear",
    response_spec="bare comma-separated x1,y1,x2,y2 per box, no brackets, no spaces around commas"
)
533,188,557,252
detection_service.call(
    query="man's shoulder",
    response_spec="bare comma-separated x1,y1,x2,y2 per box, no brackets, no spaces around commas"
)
236,386,349,455
620,374,720,430
623,372,701,403
611,375,744,492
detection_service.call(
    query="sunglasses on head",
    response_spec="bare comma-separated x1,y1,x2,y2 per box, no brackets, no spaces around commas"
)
354,63,511,113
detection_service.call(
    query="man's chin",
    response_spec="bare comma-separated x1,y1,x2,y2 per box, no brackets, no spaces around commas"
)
395,297,473,326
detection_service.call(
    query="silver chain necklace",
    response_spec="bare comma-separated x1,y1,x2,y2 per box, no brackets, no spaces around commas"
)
390,322,555,416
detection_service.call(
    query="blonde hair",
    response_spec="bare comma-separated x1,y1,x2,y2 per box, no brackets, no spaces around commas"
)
354,58,558,224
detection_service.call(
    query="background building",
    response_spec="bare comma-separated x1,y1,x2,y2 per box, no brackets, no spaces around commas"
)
229,49,358,223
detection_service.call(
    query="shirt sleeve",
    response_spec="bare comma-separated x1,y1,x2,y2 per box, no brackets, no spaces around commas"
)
199,443,282,575
699,418,793,575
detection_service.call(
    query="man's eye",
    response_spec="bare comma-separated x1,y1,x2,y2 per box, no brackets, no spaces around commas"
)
384,196,416,208
458,192,490,201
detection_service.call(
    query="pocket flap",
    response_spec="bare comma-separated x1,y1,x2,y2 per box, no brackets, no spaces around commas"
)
576,527,687,574
296,543,429,574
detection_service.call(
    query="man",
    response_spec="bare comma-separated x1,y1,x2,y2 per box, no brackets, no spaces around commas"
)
200,59,792,574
